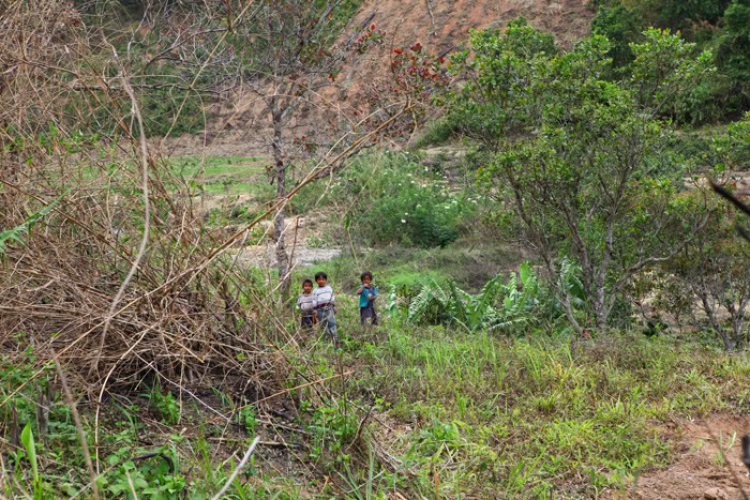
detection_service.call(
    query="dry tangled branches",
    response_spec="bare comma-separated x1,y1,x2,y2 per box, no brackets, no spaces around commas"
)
0,0,412,400
0,0,291,400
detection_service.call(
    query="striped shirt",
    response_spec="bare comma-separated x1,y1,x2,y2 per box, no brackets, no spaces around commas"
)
297,293,316,317
312,285,335,309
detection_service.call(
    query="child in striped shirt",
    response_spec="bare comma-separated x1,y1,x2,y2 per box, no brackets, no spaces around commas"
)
296,279,316,330
312,271,338,341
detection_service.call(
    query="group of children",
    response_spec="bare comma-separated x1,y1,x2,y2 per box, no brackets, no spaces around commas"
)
296,271,378,341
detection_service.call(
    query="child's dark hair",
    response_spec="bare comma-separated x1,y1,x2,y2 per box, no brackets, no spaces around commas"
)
315,272,327,281
360,271,373,281
302,278,313,287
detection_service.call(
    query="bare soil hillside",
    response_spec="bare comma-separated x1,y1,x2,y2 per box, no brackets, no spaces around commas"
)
607,415,750,500
165,0,593,157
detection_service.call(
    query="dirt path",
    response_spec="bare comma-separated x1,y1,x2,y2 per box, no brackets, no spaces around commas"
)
234,245,343,269
609,415,750,500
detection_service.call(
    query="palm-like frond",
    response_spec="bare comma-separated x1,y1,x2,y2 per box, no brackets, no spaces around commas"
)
404,262,585,333
407,280,449,324
447,280,470,326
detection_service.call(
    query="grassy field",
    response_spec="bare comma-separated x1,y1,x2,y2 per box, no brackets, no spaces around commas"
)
4,243,750,498
295,250,750,497
327,325,749,498
6,154,750,498
168,155,271,197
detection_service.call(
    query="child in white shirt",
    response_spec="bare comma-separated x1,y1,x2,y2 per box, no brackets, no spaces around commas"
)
312,272,337,341
296,279,316,330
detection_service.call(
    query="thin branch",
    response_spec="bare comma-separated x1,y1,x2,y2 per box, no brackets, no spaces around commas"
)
52,353,101,500
210,437,261,500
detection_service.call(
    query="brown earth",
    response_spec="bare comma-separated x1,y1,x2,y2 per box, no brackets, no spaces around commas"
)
163,0,594,157
608,415,750,500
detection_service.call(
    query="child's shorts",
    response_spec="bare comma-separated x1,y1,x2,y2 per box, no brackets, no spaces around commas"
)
301,315,316,329
360,305,378,326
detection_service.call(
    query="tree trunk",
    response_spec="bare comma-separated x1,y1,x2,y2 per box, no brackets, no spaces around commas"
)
561,292,584,337
271,109,291,297
699,292,734,351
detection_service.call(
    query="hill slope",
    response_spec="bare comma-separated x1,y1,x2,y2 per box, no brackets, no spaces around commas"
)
179,0,593,156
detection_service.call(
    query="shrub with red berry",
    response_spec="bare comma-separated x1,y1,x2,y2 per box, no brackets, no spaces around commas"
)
362,40,453,142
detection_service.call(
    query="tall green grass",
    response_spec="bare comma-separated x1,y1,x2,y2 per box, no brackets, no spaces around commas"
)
341,325,750,497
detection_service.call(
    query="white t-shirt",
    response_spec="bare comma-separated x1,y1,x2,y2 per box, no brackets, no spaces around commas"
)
312,285,335,307
297,293,316,316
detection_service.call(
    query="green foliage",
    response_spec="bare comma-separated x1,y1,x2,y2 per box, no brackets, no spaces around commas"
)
308,402,359,464
715,3,750,116
103,445,186,499
413,116,462,148
146,385,180,425
621,0,731,32
0,200,59,255
139,89,205,138
448,18,560,146
20,423,42,500
402,263,570,333
590,0,750,122
237,406,257,434
452,23,712,330
629,28,715,114
591,3,642,67
333,152,474,248
713,113,750,169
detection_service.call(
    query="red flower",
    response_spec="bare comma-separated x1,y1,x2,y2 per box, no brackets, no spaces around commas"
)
371,24,376,30
394,48,403,55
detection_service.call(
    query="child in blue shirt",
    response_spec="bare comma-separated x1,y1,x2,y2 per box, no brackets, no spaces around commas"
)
357,271,378,326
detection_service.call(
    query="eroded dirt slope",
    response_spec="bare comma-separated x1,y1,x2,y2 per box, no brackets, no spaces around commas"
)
171,0,593,156
609,415,750,500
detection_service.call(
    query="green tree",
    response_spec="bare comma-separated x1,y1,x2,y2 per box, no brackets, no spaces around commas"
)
452,26,713,333
621,0,731,33
664,190,750,350
591,3,642,67
716,1,750,114
447,18,558,151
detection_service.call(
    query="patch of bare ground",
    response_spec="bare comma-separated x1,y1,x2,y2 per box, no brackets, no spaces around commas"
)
226,213,348,269
608,415,750,500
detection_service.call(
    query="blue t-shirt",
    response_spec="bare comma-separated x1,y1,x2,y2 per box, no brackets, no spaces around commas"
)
359,285,377,308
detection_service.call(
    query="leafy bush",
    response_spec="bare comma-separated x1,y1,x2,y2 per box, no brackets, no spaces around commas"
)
335,152,475,248
414,116,462,148
715,1,750,117
591,2,642,67
713,113,750,169
398,262,577,334
590,0,750,123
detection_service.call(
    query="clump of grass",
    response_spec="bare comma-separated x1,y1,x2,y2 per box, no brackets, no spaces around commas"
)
168,155,272,197
344,327,750,497
414,116,462,149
